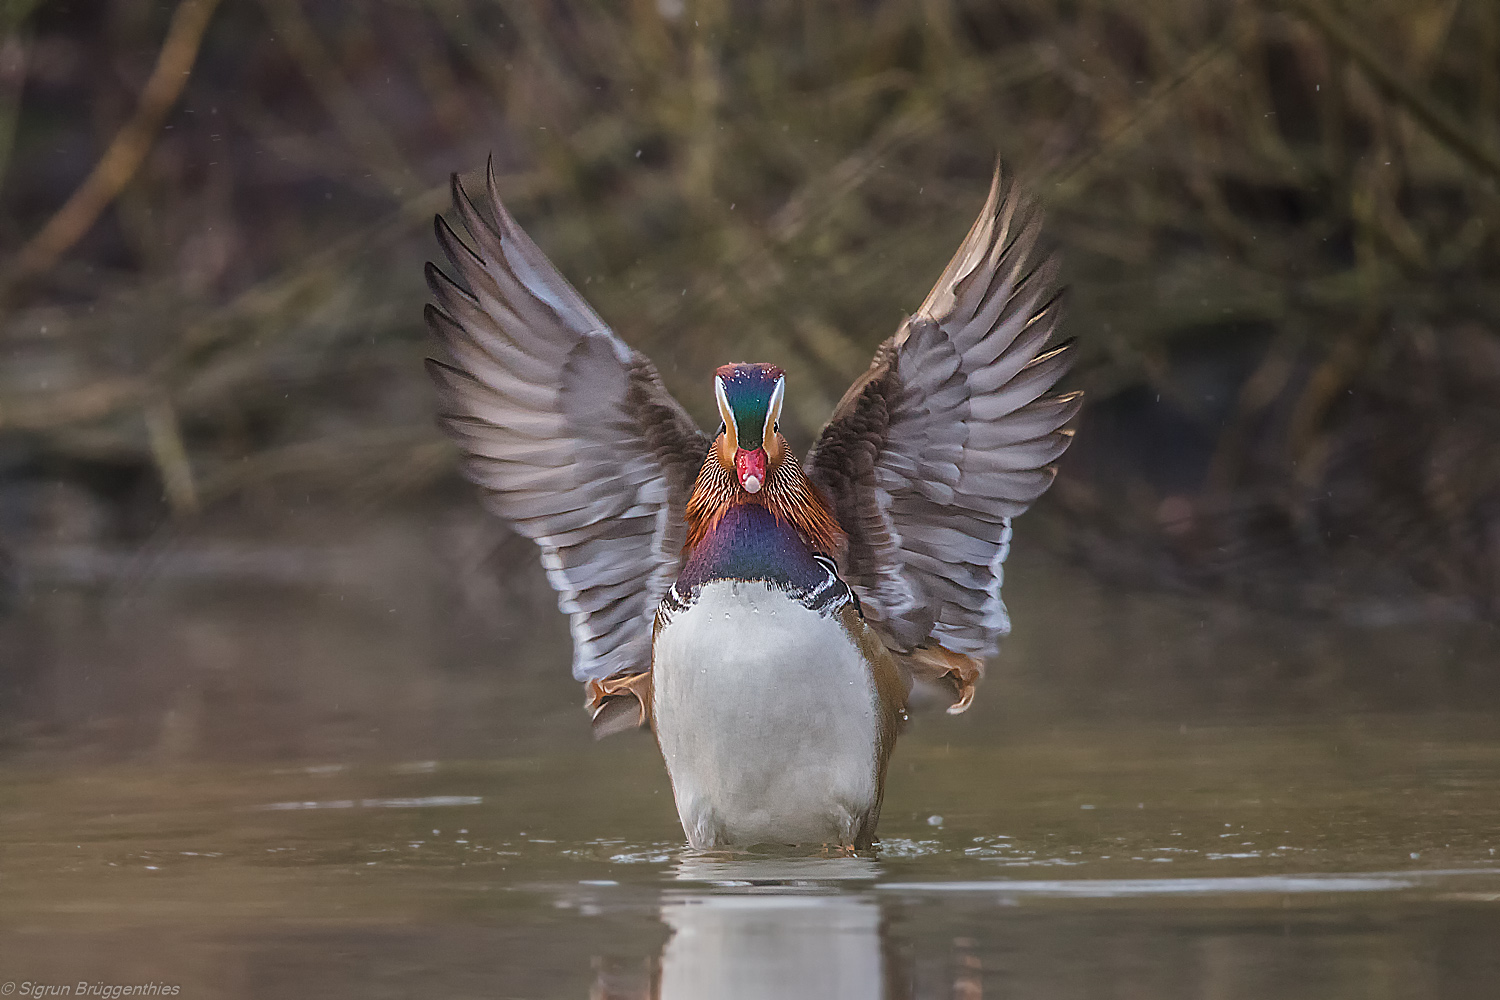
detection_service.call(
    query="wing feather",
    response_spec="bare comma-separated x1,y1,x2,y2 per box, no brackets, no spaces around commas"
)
967,342,1076,422
423,302,557,388
806,165,1079,662
964,299,1061,391
970,391,1083,448
426,160,708,692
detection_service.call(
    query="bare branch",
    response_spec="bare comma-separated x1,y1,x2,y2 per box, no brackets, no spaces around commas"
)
3,0,222,291
1289,0,1500,184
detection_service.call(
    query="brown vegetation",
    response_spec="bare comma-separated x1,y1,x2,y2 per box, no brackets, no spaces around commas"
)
1,0,1498,618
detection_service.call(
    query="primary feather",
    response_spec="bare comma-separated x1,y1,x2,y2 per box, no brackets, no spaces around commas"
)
425,160,708,690
805,166,1080,661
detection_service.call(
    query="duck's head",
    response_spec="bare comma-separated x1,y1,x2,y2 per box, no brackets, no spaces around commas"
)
713,363,786,494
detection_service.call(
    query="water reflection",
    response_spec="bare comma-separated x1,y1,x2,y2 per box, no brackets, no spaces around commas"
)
650,855,887,1000
658,892,886,1000
672,854,881,883
596,864,1500,1000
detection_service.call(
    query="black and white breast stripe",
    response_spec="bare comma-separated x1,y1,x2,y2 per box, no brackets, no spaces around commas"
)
656,555,860,630
810,554,861,617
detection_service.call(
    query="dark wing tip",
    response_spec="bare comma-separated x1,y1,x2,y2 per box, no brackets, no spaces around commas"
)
449,169,470,213
423,355,472,387
1020,337,1080,393
484,155,519,236
1054,389,1086,420
1027,336,1077,366
423,302,464,353
1035,285,1067,318
1037,335,1077,358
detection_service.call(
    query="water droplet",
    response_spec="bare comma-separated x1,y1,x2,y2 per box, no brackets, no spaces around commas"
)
927,815,944,827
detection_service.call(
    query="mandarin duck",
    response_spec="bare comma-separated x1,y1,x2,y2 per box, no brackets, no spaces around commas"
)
425,162,1079,850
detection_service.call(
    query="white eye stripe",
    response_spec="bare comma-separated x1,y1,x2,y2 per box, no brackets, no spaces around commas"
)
763,376,785,445
714,376,737,451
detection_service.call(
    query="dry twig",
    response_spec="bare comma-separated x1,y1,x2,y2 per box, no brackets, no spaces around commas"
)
1288,0,1500,184
3,0,222,293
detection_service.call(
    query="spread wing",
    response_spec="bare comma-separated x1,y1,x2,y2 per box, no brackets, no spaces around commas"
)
806,166,1080,682
425,161,708,729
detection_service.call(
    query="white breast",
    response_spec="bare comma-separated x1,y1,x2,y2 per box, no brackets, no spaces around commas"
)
652,580,881,848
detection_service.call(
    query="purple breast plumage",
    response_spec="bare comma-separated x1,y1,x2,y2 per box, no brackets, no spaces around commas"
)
661,503,853,620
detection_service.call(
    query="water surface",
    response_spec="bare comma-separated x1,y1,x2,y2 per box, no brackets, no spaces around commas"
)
3,715,1497,998
3,531,1498,997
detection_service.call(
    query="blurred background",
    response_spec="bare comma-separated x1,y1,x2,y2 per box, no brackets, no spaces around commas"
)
1,2,1499,996
3,0,1499,759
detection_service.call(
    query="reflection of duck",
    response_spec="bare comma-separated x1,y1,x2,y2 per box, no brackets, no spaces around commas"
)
657,892,885,1000
670,853,881,884
426,163,1078,849
652,857,887,1000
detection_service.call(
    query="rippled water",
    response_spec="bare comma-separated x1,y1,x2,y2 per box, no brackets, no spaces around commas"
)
3,530,1499,997
3,716,1498,998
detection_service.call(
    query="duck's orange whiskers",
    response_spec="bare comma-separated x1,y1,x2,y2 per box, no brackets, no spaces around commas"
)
685,438,844,555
